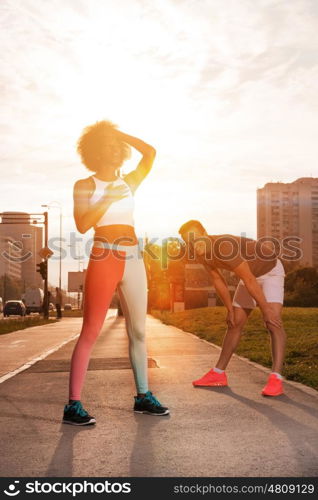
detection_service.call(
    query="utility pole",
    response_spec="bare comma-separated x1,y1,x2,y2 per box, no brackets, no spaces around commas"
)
43,211,49,319
41,202,62,290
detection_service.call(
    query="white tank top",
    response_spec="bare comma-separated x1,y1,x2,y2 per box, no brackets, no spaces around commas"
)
89,175,135,227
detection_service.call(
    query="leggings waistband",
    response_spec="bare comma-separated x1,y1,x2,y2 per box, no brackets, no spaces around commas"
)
92,240,143,257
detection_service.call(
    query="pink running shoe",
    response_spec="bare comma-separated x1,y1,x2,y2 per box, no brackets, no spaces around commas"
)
261,374,284,396
193,369,228,387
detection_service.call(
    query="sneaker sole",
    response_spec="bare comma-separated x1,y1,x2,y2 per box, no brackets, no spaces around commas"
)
62,418,96,426
193,382,228,387
261,391,284,397
134,409,170,416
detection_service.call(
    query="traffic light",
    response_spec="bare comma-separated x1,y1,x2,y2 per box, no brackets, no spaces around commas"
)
36,261,47,280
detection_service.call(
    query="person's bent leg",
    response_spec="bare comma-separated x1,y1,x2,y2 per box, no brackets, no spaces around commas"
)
193,276,255,388
260,260,286,396
68,248,125,401
192,307,251,387
261,303,285,396
266,302,286,374
215,306,252,370
215,277,256,371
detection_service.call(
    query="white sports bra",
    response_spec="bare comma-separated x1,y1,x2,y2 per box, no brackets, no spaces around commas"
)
89,175,135,227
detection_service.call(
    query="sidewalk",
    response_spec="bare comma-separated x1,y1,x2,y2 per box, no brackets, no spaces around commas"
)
0,311,116,382
0,313,317,477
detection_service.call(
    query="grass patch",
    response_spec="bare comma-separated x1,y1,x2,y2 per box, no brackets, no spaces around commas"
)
0,309,84,334
0,316,58,335
49,309,83,318
151,307,318,391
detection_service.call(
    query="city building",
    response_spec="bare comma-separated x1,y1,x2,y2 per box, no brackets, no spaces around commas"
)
0,212,43,289
0,236,22,281
257,177,318,268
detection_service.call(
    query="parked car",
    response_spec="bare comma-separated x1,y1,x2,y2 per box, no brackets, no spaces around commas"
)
22,287,44,314
3,300,26,317
64,303,72,311
49,302,55,311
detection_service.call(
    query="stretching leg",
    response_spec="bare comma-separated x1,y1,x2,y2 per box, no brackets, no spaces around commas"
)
266,302,286,374
215,307,252,370
68,248,125,400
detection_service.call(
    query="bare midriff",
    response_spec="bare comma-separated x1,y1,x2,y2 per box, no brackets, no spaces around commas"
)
94,224,138,246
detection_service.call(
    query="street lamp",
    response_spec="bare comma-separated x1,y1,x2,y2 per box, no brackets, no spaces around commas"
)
41,202,62,290
68,242,85,309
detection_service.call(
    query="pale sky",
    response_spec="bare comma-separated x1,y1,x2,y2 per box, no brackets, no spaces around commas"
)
1,0,318,286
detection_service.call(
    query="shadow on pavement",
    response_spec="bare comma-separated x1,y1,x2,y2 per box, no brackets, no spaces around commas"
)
196,386,318,476
278,394,318,420
46,424,96,477
129,413,171,477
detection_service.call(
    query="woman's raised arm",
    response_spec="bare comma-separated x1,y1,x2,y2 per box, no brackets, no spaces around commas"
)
117,131,156,193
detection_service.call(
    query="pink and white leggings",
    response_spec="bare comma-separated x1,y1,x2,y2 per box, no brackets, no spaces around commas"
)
68,242,148,400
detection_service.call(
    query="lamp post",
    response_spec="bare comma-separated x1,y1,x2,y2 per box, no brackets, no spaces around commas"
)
68,242,84,309
41,202,62,290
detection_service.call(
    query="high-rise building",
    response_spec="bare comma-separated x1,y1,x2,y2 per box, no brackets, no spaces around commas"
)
257,177,318,268
0,236,22,281
0,212,43,289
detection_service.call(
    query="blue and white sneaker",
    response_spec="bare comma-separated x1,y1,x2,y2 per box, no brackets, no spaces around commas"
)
134,391,169,416
62,401,96,426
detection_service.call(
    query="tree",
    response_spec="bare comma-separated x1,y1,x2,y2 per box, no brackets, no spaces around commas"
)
284,267,318,307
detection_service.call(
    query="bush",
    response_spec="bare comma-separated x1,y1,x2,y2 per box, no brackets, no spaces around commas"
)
284,267,318,307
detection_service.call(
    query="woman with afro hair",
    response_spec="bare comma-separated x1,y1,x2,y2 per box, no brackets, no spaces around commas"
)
62,120,169,425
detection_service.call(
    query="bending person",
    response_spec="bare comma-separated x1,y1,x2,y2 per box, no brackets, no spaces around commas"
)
179,219,286,397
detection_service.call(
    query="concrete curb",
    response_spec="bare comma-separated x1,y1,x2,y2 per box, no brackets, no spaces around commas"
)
150,316,318,400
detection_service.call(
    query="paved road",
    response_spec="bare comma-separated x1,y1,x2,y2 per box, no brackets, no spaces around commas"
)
0,312,116,381
0,313,317,477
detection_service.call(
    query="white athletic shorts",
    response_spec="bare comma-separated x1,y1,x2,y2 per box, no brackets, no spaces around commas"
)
232,259,285,309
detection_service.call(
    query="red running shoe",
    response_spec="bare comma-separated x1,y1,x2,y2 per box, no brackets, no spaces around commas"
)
193,369,228,387
261,374,284,396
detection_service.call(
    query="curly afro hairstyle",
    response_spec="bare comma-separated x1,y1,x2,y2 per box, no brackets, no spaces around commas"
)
76,120,131,172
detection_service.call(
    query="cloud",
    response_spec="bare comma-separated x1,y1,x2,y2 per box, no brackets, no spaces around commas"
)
1,0,317,264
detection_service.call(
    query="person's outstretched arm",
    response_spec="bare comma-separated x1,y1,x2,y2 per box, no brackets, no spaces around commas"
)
117,130,156,193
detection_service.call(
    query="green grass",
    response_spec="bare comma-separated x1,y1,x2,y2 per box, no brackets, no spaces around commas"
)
151,307,318,391
0,308,83,334
49,309,83,318
0,316,58,335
